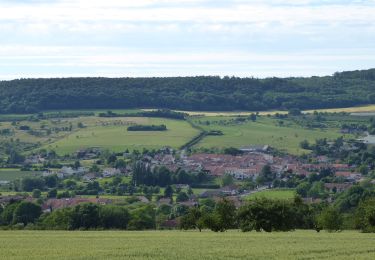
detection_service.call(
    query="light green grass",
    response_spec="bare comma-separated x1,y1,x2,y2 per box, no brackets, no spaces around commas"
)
246,189,296,200
0,169,42,181
193,117,346,155
0,230,374,260
44,117,200,154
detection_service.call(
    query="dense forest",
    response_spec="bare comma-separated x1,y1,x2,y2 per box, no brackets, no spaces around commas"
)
0,69,375,113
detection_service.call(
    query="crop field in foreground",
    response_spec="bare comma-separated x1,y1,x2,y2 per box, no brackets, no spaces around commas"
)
0,230,374,260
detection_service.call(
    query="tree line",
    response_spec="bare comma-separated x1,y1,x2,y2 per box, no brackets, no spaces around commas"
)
1,69,375,113
1,196,374,232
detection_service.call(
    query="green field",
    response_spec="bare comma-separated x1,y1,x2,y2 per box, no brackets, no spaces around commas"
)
246,189,296,200
0,231,374,259
193,116,346,155
0,109,367,155
43,117,199,154
0,169,42,181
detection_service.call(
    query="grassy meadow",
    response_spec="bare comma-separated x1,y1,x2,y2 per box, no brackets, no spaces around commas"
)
0,116,199,155
47,117,199,154
0,108,370,155
0,230,374,259
0,169,42,181
192,116,346,155
246,189,296,200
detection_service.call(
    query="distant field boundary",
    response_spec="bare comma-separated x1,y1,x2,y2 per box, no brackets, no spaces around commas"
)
143,104,375,117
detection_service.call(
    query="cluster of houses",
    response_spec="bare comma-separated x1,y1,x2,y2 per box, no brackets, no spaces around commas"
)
42,166,124,181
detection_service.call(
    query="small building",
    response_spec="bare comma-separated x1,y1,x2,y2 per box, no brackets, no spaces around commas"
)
239,145,269,153
324,183,353,193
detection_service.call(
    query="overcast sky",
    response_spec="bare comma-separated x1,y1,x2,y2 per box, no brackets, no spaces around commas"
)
0,0,375,79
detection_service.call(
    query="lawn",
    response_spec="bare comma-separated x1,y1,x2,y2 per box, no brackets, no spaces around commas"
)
193,116,346,155
0,169,42,181
44,117,200,154
246,189,296,200
0,230,374,259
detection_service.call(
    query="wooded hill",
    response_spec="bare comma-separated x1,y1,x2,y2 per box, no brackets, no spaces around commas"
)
0,69,374,113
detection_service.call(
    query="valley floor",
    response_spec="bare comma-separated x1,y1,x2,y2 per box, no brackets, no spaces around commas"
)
0,230,374,259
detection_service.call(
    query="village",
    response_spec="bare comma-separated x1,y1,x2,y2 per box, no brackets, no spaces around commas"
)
1,143,370,219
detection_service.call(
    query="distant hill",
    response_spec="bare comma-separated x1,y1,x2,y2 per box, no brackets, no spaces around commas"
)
1,69,375,113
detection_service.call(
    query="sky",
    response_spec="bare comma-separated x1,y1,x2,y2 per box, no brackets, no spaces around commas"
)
0,0,375,79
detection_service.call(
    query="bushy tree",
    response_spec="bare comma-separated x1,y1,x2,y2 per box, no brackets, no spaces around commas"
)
99,205,130,229
70,203,100,230
355,198,375,233
238,198,296,232
13,202,42,225
317,207,343,232
204,199,237,232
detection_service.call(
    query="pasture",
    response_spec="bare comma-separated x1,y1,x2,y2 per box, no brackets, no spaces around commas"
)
0,116,199,155
46,117,199,154
192,116,346,155
0,230,374,259
0,169,42,181
246,189,296,200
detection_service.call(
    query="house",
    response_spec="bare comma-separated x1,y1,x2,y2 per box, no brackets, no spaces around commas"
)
137,196,150,203
174,184,190,189
220,185,239,196
178,200,198,207
158,197,172,205
42,197,112,212
199,190,222,198
239,145,269,153
24,155,45,165
324,183,353,193
160,219,179,229
0,195,25,206
225,168,259,180
335,171,352,178
82,173,98,182
102,168,121,178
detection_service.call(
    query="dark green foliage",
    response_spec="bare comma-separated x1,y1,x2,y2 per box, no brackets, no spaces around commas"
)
99,109,186,120
203,199,237,232
317,207,343,232
288,108,302,116
40,208,74,230
99,205,130,229
47,189,58,198
12,202,42,225
32,189,41,198
21,177,45,192
164,185,174,198
176,192,189,202
70,203,100,230
355,198,375,233
238,198,298,232
1,69,375,113
180,207,203,231
127,124,167,131
132,162,208,187
257,165,275,184
223,147,243,156
334,185,375,212
128,205,156,230
0,202,19,225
